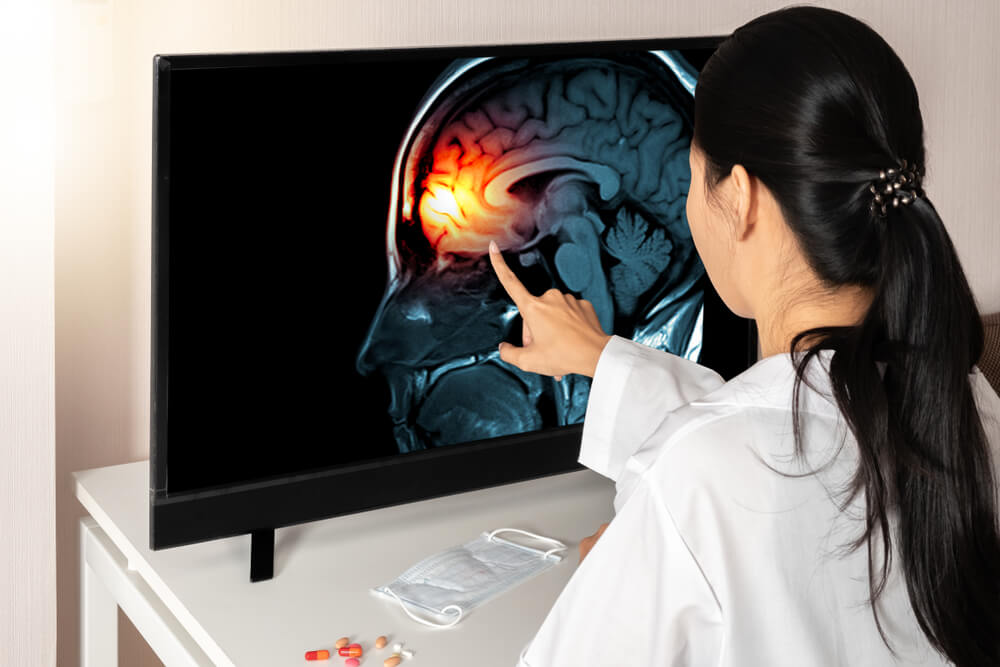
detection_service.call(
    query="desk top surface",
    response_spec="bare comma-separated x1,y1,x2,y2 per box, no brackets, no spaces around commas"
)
74,460,614,667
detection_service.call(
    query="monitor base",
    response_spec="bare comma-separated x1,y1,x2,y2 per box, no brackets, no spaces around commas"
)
250,528,274,582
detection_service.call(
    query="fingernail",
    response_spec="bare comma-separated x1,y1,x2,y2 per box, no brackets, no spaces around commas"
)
489,240,499,254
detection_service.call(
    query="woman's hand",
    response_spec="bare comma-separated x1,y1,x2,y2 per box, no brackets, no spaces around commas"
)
488,240,612,379
578,522,610,564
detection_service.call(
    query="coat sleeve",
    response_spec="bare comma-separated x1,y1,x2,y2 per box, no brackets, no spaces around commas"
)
579,335,726,483
515,476,723,666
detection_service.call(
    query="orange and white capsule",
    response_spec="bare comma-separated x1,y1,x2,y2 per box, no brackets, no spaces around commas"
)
304,649,330,660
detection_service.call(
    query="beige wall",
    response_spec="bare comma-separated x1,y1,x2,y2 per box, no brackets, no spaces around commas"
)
42,0,1000,665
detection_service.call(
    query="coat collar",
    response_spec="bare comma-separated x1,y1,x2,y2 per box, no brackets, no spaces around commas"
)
691,348,841,419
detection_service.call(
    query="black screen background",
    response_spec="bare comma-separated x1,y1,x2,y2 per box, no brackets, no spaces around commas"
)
163,47,722,494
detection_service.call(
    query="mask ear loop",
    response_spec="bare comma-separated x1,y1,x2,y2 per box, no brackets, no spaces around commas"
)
486,527,567,560
380,585,464,629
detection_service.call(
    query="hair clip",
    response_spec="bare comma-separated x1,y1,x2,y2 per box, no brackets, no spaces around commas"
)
869,158,923,218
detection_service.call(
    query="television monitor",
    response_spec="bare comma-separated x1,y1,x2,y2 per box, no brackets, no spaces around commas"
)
150,35,756,580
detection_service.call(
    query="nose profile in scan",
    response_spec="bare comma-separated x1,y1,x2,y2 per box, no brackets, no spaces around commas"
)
356,51,706,454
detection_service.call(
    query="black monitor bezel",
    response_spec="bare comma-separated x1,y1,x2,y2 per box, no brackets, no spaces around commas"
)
150,34,754,549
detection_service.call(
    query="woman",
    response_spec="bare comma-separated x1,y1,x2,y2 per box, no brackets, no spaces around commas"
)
501,6,1000,666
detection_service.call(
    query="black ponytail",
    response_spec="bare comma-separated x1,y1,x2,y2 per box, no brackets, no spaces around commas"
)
694,7,1000,665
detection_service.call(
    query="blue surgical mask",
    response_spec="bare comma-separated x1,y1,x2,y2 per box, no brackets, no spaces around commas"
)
371,527,567,628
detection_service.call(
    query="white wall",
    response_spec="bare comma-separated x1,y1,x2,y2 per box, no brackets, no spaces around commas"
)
0,1,56,666
41,0,1000,665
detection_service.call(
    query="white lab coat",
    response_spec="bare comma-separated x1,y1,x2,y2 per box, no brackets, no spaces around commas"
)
516,335,1000,666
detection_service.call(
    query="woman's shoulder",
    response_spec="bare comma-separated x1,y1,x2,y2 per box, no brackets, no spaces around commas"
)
610,353,852,514
648,349,844,468
644,357,1000,502
696,348,839,417
646,398,852,492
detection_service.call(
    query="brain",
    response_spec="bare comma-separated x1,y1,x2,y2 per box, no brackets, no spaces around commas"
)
357,54,706,454
412,59,693,258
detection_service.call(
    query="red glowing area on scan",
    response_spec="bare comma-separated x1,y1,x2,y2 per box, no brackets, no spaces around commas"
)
417,147,534,257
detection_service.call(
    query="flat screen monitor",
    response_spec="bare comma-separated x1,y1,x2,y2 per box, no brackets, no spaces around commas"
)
150,36,756,573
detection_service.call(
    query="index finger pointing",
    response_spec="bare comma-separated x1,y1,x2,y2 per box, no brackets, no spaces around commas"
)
489,241,534,309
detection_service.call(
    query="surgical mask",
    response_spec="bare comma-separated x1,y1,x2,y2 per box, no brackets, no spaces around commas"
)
371,527,567,628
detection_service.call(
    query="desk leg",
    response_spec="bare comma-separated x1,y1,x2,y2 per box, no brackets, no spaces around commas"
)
81,523,118,666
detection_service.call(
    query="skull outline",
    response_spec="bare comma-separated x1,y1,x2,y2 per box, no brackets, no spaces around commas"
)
356,50,706,453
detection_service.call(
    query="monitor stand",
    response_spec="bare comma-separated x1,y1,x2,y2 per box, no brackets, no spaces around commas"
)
250,528,274,582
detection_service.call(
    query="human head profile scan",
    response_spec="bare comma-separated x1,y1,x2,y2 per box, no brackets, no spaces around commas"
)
356,51,706,453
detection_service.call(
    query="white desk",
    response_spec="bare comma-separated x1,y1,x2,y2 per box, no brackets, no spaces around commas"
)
74,461,615,667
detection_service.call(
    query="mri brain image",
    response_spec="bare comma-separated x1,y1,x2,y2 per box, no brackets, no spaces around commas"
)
355,51,705,453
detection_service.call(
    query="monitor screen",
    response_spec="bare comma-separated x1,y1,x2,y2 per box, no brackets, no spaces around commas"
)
156,40,748,497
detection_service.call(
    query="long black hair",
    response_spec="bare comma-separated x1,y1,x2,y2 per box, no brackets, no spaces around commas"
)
692,6,999,665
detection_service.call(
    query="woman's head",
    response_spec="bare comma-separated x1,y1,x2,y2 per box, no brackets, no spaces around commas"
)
686,133,873,345
687,6,998,666
687,6,927,340
693,6,923,280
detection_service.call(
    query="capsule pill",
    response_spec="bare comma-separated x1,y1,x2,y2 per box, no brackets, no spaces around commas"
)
345,660,360,667
304,649,330,660
335,637,350,649
338,644,363,658
384,657,402,667
375,635,388,649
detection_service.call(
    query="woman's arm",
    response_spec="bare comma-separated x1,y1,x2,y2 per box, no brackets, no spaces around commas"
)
488,241,726,482
489,241,611,379
579,335,725,482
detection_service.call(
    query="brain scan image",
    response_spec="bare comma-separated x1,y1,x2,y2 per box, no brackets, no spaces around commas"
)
354,50,706,454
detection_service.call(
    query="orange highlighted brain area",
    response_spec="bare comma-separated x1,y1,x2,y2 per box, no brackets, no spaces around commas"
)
417,152,530,257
